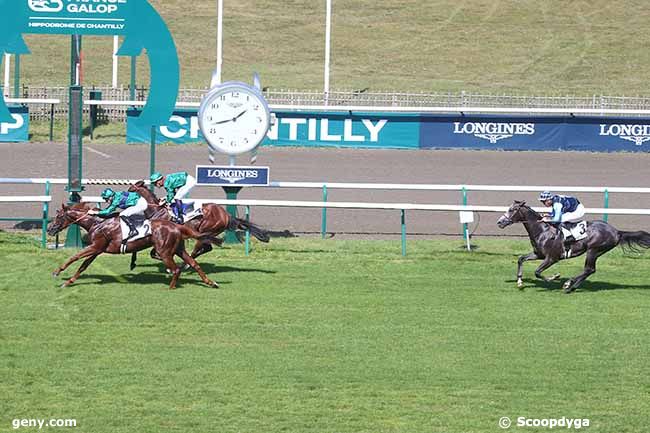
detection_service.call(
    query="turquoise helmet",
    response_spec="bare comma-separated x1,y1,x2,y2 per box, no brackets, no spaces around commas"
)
101,188,115,200
150,172,164,183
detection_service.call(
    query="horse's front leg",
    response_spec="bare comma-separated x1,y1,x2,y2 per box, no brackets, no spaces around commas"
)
53,246,100,277
61,254,100,288
534,257,561,283
516,252,541,289
130,252,138,271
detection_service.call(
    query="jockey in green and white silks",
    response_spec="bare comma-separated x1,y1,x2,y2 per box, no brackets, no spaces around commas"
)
150,171,197,224
89,188,148,244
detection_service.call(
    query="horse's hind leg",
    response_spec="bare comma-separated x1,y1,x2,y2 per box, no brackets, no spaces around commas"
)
159,254,181,289
184,241,213,271
178,248,218,288
564,246,614,293
517,252,541,288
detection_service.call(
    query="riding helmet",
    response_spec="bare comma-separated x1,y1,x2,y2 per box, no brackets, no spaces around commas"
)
539,191,553,201
101,188,115,200
150,172,164,183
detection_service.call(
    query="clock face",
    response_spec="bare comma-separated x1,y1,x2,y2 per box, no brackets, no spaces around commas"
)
198,83,271,155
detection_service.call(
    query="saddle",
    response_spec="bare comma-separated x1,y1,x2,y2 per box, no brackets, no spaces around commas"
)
168,201,203,223
560,221,588,241
119,216,152,253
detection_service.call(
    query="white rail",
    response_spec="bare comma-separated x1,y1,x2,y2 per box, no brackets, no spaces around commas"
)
79,100,650,116
77,196,650,216
0,196,51,202
5,98,61,105
2,178,650,194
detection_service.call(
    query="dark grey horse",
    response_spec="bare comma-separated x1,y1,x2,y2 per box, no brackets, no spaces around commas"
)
497,200,650,293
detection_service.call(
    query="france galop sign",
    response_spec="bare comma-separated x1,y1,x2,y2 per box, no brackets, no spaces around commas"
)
0,0,180,130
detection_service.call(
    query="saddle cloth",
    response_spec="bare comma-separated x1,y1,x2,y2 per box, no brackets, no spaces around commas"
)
119,216,152,244
561,221,588,241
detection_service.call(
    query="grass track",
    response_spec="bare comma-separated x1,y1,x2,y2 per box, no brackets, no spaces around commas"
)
1,232,649,432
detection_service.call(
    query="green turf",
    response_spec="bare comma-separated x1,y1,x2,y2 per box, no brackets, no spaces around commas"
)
6,0,650,95
1,231,649,432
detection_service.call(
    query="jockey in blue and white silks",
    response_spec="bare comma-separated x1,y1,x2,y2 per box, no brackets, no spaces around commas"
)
539,191,586,251
539,191,585,225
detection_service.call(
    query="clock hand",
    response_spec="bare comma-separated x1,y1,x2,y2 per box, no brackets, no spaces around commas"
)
212,118,234,125
233,109,248,121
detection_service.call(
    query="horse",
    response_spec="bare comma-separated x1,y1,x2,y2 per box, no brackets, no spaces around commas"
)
496,200,650,293
127,180,269,269
47,203,220,290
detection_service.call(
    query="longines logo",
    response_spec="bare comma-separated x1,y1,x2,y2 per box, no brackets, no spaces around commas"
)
599,124,650,146
453,122,535,144
206,168,259,184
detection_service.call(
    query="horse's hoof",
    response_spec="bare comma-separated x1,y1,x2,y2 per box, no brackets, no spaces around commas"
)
130,263,136,271
208,280,219,288
52,271,60,278
563,280,574,292
550,273,561,281
60,281,70,288
183,263,191,271
517,279,524,289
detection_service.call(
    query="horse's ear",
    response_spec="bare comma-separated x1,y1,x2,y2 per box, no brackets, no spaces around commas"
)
128,184,137,192
521,201,526,206
61,203,66,209
513,200,522,205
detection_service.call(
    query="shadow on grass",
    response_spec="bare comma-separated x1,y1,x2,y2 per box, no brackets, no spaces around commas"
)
54,264,275,288
507,278,650,292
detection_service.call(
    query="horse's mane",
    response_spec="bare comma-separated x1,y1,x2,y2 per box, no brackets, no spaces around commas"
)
515,201,542,221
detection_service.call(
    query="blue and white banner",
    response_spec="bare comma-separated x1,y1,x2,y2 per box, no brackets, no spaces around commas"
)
0,105,29,142
419,115,650,152
196,165,270,186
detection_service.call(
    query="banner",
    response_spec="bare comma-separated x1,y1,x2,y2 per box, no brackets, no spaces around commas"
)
0,105,28,142
127,109,420,149
127,109,650,153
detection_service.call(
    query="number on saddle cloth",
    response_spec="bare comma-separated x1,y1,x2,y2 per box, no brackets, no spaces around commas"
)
562,221,588,241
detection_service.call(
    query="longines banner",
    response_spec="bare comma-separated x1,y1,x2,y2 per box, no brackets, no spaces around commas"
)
127,109,650,153
0,105,29,142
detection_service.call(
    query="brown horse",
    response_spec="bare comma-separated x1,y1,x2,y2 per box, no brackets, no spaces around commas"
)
128,180,269,268
47,203,219,290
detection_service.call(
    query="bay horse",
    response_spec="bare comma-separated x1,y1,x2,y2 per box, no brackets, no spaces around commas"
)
497,200,650,293
127,180,269,268
47,203,220,290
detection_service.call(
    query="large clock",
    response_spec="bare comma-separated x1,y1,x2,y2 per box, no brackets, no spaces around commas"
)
198,81,271,156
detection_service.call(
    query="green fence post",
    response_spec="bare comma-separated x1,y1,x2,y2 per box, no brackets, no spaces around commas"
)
245,205,250,256
603,189,609,223
321,184,328,239
49,103,55,142
461,186,468,240
41,181,50,249
13,54,20,98
401,209,406,256
149,126,156,192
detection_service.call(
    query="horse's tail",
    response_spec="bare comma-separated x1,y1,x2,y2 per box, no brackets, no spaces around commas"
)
618,230,650,253
178,225,222,246
228,217,270,243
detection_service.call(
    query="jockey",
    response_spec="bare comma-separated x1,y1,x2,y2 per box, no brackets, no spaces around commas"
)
150,171,197,224
89,188,148,244
539,190,586,249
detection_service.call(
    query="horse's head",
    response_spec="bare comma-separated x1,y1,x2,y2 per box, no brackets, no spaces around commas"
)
129,179,158,204
47,203,92,235
497,200,533,228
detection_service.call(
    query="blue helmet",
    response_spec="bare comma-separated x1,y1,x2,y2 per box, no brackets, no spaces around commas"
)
101,188,115,200
539,191,553,201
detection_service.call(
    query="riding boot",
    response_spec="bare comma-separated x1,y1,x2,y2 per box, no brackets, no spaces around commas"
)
120,215,137,244
174,199,184,224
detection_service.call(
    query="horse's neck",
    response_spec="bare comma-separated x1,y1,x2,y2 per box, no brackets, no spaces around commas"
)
521,210,547,243
138,187,159,204
73,213,107,233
